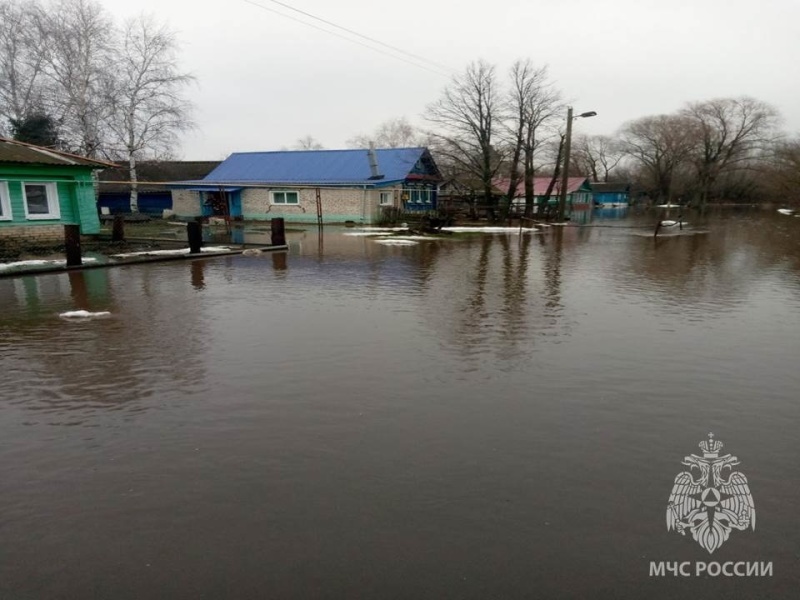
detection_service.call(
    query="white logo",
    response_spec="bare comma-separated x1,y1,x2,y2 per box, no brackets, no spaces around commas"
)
667,433,755,554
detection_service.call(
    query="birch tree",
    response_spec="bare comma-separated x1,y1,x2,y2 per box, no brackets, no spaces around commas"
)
40,0,115,157
0,0,48,130
105,15,194,212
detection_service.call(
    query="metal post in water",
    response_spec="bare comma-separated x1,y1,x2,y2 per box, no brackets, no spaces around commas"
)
64,224,82,266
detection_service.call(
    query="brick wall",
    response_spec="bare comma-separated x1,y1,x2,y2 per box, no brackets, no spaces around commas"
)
0,224,66,243
242,186,402,223
169,186,405,223
172,190,201,217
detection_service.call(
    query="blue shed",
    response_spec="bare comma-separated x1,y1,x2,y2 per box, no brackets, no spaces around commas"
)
591,182,631,207
97,161,221,216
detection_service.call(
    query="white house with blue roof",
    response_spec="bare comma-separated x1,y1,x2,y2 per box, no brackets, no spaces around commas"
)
170,147,442,224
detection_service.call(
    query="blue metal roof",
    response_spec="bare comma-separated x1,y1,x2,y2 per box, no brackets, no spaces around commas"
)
199,147,432,186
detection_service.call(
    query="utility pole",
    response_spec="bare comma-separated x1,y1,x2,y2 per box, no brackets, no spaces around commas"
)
557,107,574,222
557,108,597,222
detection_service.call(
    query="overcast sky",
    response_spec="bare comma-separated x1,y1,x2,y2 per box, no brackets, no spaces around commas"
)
100,0,800,160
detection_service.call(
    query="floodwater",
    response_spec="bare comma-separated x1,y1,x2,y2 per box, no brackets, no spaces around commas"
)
1,209,800,599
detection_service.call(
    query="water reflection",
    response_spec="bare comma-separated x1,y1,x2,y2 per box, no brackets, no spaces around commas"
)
0,267,208,423
272,251,287,271
609,211,800,310
2,212,800,599
191,260,206,289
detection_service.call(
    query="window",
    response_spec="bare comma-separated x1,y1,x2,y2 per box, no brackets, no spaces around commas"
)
379,191,393,206
23,182,60,219
271,191,299,205
0,181,10,221
407,189,432,204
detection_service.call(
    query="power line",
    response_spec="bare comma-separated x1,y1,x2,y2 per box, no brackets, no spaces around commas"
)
258,0,453,73
241,0,453,77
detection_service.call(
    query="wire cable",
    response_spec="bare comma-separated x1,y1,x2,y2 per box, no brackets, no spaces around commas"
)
242,0,452,77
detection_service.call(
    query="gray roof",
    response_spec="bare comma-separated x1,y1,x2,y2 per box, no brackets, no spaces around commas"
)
99,161,221,193
0,137,116,168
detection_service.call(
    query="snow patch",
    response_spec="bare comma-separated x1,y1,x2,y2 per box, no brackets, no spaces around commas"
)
59,310,111,319
111,246,231,258
441,226,539,233
343,231,394,237
373,239,418,246
0,257,98,271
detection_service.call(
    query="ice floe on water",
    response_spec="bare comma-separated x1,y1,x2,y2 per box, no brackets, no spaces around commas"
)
348,226,540,237
373,239,419,246
441,226,539,233
343,231,394,237
0,257,98,271
59,310,111,319
110,246,231,258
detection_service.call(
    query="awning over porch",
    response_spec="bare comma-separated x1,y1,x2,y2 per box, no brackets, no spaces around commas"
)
184,186,242,193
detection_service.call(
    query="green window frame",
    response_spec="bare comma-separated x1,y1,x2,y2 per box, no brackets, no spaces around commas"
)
271,191,299,205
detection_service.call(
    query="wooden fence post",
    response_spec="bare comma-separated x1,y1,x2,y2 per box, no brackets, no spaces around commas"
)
271,218,286,246
187,219,203,254
112,215,125,242
64,224,82,267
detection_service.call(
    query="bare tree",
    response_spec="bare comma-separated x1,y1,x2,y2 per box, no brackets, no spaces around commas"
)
0,0,48,128
426,60,504,219
680,96,780,206
347,116,423,148
105,14,194,212
618,114,696,204
571,134,623,182
760,138,800,203
39,0,116,157
294,135,324,150
503,60,562,218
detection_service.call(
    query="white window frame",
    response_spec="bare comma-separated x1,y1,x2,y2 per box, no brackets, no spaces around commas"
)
379,191,394,206
0,181,11,221
22,181,60,220
270,190,299,205
407,188,432,204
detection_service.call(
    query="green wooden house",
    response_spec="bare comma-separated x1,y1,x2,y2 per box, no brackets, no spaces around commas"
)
0,137,115,245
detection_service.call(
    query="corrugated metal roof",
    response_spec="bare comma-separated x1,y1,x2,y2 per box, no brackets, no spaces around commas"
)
201,147,433,186
0,137,116,168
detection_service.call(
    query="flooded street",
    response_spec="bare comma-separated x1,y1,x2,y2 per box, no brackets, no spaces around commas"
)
2,209,800,599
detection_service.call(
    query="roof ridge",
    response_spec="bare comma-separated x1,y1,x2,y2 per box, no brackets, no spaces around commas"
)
0,136,118,167
229,147,425,156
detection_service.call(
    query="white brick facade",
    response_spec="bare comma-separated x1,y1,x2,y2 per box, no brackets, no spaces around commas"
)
170,186,405,223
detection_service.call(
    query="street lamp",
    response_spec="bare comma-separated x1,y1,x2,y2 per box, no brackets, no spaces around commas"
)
556,107,597,222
